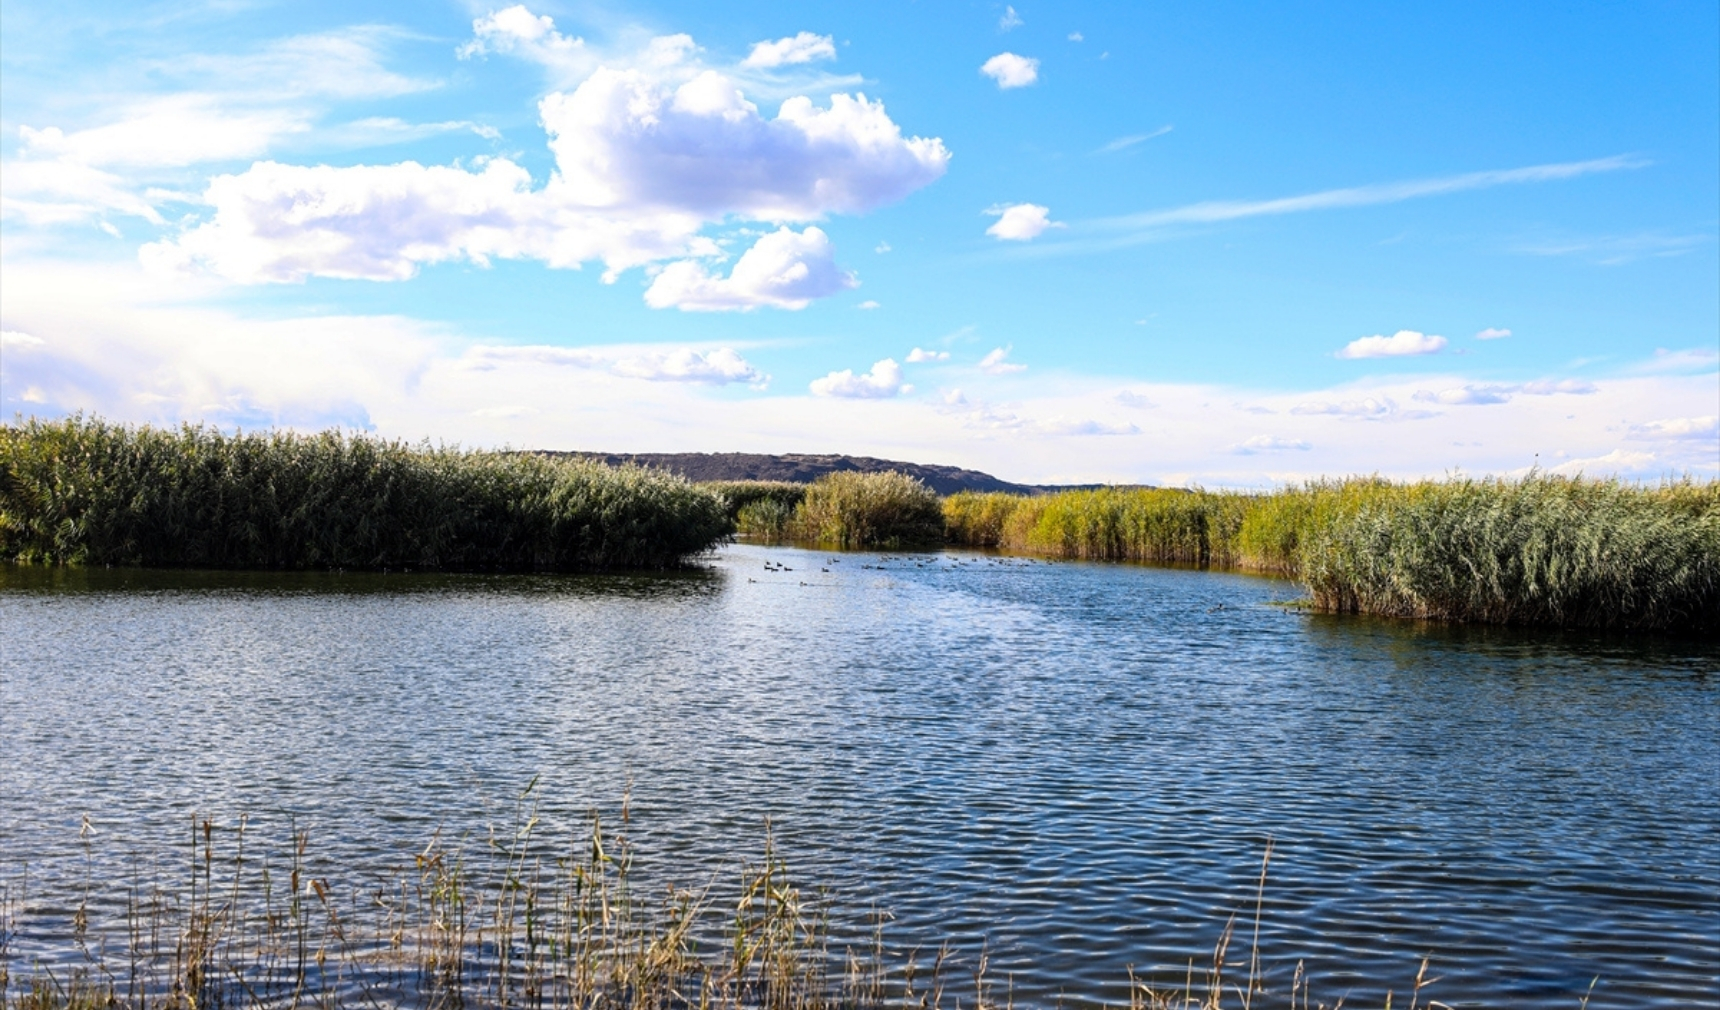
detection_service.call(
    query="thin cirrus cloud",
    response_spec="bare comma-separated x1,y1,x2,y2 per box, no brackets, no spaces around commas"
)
742,32,837,69
810,358,910,398
1336,330,1447,359
981,52,1039,89
985,203,1063,241
137,12,950,313
999,6,1024,30
1095,126,1172,154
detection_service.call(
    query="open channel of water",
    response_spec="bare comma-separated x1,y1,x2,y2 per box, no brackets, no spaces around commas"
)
2,543,1716,1007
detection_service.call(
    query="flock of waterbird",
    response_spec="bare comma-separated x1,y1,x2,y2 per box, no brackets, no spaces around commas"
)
745,552,1045,586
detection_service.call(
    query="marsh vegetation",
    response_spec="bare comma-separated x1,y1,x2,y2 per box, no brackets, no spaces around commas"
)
943,478,1719,634
0,417,729,571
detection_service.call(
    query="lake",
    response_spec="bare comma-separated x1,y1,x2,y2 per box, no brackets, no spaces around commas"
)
2,543,1716,1007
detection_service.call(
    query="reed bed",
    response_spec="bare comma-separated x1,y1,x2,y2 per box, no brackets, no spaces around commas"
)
0,417,731,571
0,804,1445,1010
943,476,1719,633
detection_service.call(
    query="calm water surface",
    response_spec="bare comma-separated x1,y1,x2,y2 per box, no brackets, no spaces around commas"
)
2,544,1717,1007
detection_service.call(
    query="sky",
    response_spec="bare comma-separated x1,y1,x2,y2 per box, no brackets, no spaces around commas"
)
2,0,1716,486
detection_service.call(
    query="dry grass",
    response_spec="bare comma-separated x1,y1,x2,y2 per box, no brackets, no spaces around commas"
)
0,803,1454,1010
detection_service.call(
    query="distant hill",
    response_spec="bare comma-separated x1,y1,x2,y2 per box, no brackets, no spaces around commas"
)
543,451,1126,496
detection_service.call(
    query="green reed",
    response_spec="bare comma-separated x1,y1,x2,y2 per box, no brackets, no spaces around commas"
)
943,475,1718,633
0,416,731,571
0,800,1451,1010
703,481,809,541
791,471,945,550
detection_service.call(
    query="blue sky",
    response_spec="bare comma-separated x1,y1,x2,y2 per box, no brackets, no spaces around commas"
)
3,0,1716,485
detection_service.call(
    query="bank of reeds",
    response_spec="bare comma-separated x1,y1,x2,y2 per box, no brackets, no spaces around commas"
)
0,805,1443,1010
944,476,1719,634
0,417,731,571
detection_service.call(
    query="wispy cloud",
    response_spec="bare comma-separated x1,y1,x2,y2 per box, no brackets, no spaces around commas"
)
999,156,1649,258
1510,230,1709,265
1094,125,1171,154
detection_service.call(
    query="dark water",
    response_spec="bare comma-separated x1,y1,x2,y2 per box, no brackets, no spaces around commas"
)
2,544,1717,1007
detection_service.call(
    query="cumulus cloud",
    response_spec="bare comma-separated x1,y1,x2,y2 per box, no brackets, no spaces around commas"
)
459,5,587,66
1476,327,1511,340
1231,435,1311,455
810,358,909,398
906,347,949,362
980,52,1039,89
142,33,949,303
1,330,45,349
1625,415,1719,441
1336,330,1446,359
978,346,1026,374
644,227,856,311
985,203,1062,241
742,32,836,68
999,6,1024,30
857,300,881,310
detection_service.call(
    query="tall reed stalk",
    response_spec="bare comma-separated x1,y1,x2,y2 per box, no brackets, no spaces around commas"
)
1,797,1447,1010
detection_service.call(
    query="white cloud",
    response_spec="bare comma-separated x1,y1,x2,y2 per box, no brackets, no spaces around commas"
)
1115,390,1155,408
644,227,856,311
1231,435,1312,455
1626,415,1718,441
1068,31,1084,42
459,6,587,68
978,346,1026,374
999,6,1024,30
612,347,767,384
810,358,909,398
906,347,949,362
1336,330,1447,359
1,330,46,349
141,41,948,302
874,241,891,253
743,32,837,68
980,52,1039,89
1546,450,1663,478
857,300,881,310
1476,327,1511,340
984,202,1062,241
